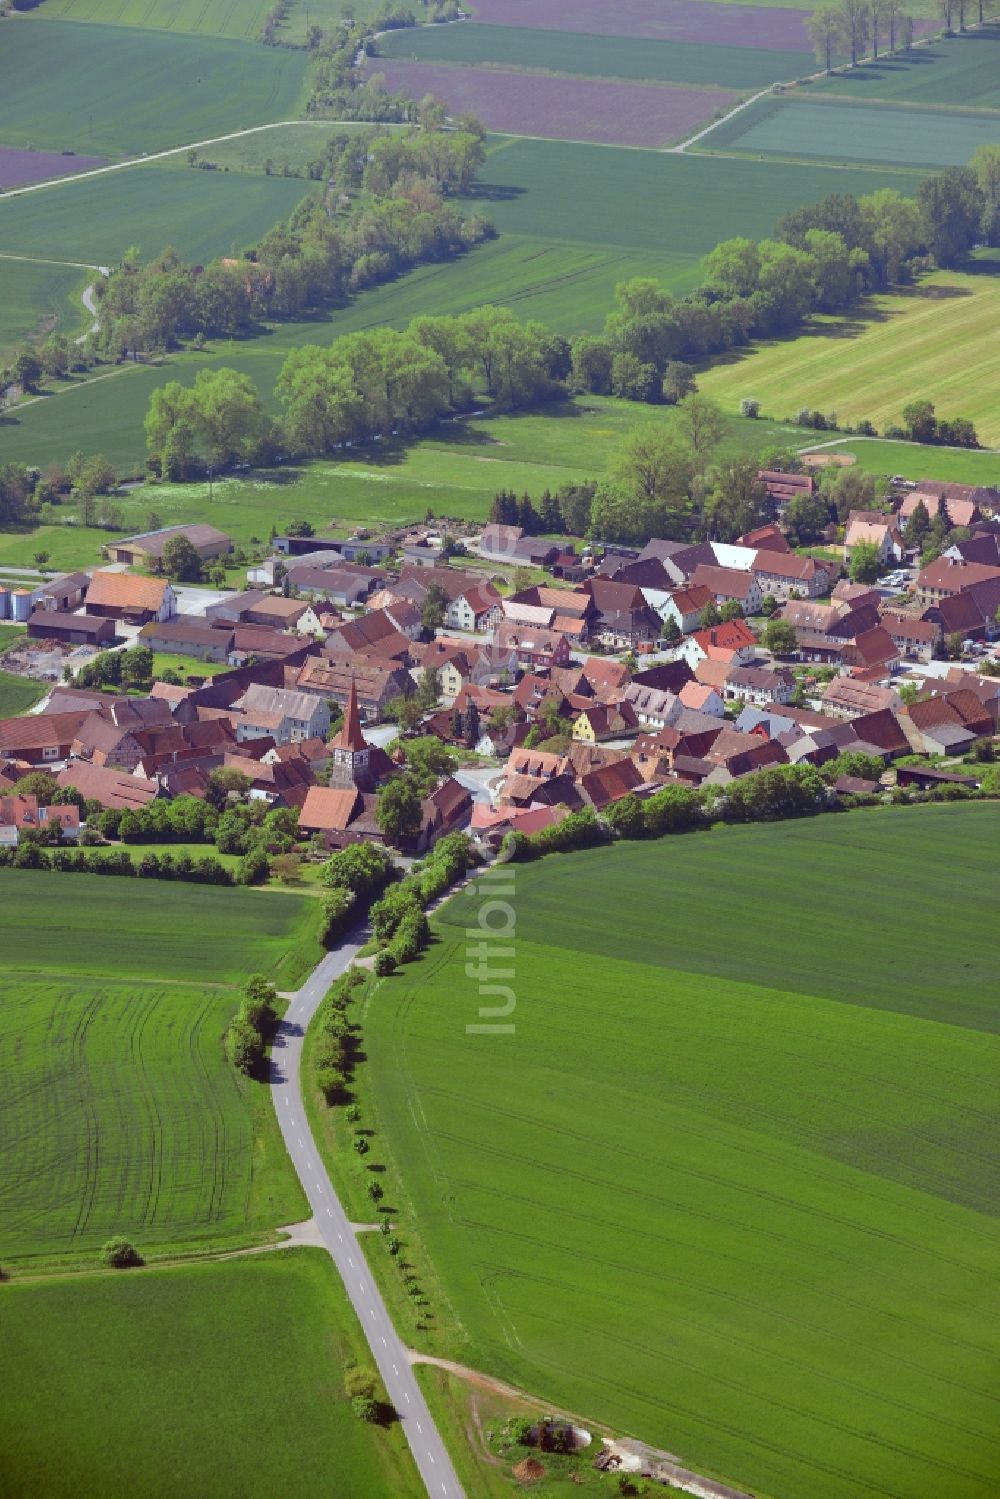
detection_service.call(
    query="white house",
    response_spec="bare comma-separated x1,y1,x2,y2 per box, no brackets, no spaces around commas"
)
233,684,330,745
751,551,834,601
445,583,503,634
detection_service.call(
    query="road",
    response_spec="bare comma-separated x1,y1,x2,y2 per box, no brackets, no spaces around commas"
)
270,941,464,1499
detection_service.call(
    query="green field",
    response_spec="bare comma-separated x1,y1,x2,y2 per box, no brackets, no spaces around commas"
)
0,868,323,1265
0,1251,420,1499
804,437,1000,484
0,255,88,358
0,136,921,472
699,265,1000,445
355,806,1000,1499
813,25,1000,108
0,401,814,566
376,22,815,91
0,667,47,715
0,19,308,159
0,866,321,986
697,92,1000,167
28,0,275,40
187,120,383,175
0,162,316,266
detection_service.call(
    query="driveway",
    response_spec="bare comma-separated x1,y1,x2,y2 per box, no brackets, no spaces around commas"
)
270,939,463,1499
454,766,501,804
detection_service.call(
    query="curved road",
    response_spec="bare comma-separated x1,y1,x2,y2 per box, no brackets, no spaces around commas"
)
270,941,464,1499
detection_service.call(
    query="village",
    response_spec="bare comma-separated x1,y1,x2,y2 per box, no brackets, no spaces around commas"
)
3,466,1000,856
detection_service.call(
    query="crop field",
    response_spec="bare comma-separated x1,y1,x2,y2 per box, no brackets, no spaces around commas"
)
362,804,1000,1499
698,266,1000,445
0,974,304,1263
697,93,1000,167
469,0,818,49
0,256,88,357
813,25,1000,108
802,438,1000,485
364,59,736,146
0,20,309,160
0,162,317,269
0,1252,420,1499
0,867,321,987
376,23,815,90
26,0,275,40
0,868,323,1266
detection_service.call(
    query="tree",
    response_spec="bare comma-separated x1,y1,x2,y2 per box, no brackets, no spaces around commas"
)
388,693,424,734
676,393,725,464
869,0,887,54
720,599,744,622
705,459,769,542
784,490,830,545
416,666,440,710
808,5,847,70
902,498,930,547
376,777,423,844
838,0,871,64
970,143,1000,247
699,601,722,630
762,618,797,656
205,767,252,812
902,400,937,444
11,347,42,393
161,533,203,582
420,582,450,634
661,614,682,644
661,361,697,405
917,166,982,267
101,1237,143,1268
849,539,882,582
120,644,153,689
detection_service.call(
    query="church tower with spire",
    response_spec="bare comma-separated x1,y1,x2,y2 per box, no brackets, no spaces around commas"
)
328,678,371,788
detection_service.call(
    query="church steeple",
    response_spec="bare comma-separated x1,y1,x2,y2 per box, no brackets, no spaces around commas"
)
329,677,370,784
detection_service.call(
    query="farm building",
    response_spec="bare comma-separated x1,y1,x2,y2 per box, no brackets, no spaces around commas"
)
27,611,116,647
104,524,232,567
137,618,233,661
85,571,177,624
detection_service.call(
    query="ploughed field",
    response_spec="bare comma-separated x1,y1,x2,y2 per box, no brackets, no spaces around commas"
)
362,805,1000,1499
364,58,735,146
468,0,819,49
0,148,104,190
0,870,323,1266
0,1252,421,1499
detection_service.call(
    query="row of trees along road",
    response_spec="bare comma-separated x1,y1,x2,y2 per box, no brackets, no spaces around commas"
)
808,0,992,70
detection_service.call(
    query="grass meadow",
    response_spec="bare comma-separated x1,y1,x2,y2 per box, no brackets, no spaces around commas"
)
0,1251,421,1499
352,805,1000,1499
697,92,1000,168
812,25,1000,108
803,438,1000,485
0,401,814,569
0,869,324,1266
0,19,309,159
375,22,815,90
0,667,47,715
698,264,1000,444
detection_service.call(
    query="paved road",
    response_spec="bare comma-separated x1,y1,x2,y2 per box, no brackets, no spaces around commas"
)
270,942,464,1499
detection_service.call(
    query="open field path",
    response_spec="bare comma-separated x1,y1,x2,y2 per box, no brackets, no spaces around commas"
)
269,937,464,1499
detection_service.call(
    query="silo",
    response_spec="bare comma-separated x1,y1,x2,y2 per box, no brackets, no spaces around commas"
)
11,588,32,622
0,586,10,621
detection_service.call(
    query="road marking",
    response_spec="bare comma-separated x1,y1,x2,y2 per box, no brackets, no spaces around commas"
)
380,1335,386,1347
393,1364,399,1376
348,1257,354,1268
369,1309,376,1321
337,1233,344,1242
326,1207,334,1217
404,1392,411,1403
297,1136,305,1148
416,1421,423,1434
429,1452,435,1465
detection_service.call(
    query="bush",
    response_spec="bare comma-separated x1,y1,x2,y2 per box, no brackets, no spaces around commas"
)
740,397,759,418
101,1237,143,1268
373,949,397,976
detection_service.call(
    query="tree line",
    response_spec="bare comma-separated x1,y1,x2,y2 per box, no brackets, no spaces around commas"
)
808,0,992,71
91,122,488,365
